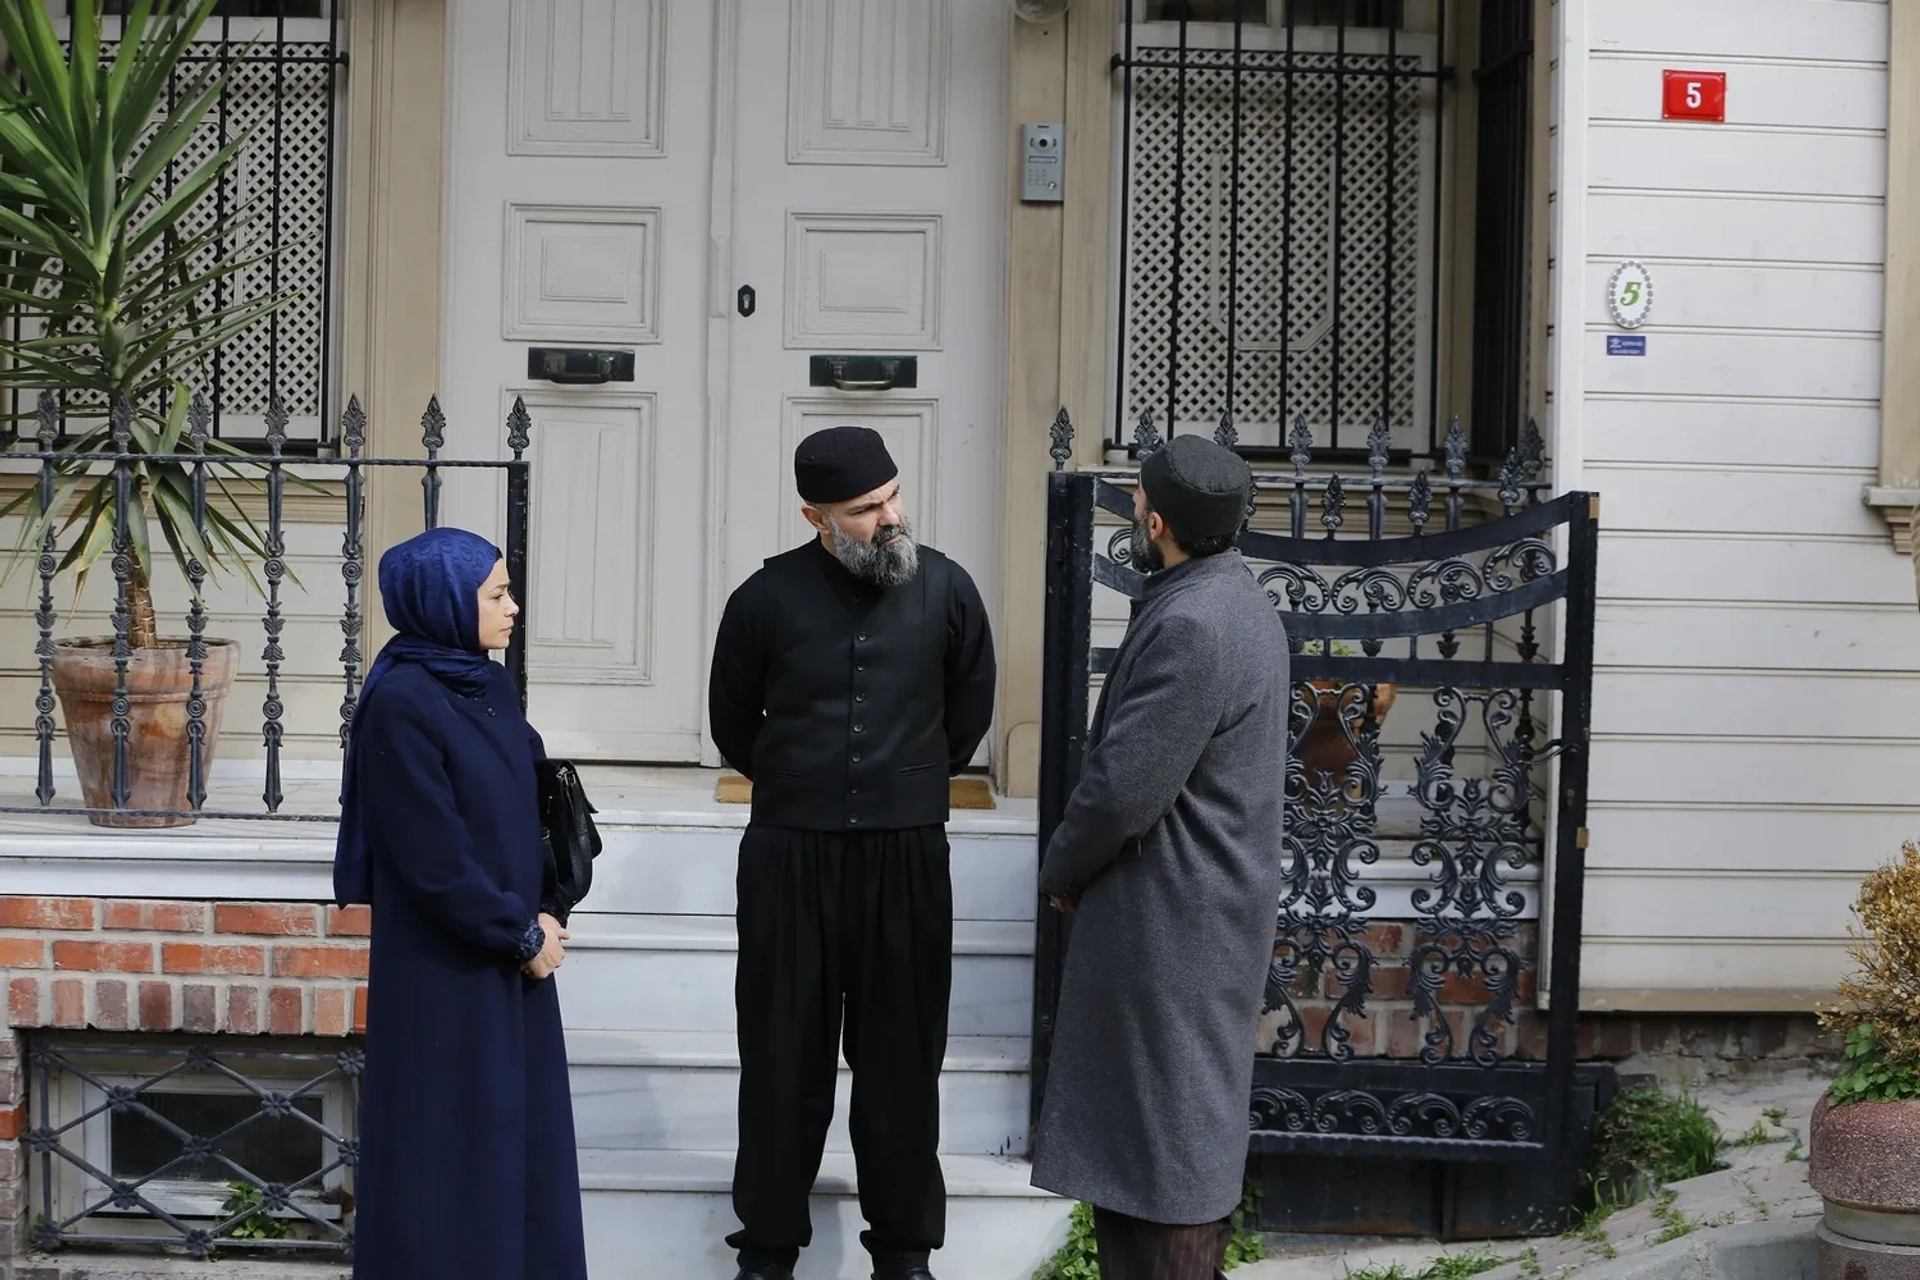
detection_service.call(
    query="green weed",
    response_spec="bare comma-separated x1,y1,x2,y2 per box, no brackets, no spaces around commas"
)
1649,1188,1699,1244
1584,1087,1725,1206
1342,1248,1509,1280
1033,1182,1265,1279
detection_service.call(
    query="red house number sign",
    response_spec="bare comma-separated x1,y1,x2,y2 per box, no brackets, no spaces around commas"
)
1662,70,1726,122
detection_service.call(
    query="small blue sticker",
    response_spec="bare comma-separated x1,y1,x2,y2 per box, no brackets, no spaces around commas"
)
1606,335,1647,356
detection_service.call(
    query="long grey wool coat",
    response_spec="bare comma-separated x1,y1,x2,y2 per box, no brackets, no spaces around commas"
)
1030,548,1290,1225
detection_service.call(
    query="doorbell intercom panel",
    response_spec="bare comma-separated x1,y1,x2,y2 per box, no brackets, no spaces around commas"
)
1021,123,1064,203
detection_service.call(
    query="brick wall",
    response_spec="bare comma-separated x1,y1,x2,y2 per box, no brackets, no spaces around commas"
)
0,896,370,1045
0,895,367,1258
1264,921,1549,1059
1263,920,1839,1073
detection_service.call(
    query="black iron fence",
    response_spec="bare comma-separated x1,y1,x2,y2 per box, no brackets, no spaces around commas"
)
1034,409,1608,1233
1,389,531,824
27,1037,359,1258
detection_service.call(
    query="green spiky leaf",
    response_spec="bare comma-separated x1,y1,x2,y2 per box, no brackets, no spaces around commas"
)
0,0,294,643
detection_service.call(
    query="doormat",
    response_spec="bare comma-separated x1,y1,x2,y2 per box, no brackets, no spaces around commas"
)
715,774,996,810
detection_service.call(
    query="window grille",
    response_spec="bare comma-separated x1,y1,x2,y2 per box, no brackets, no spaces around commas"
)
1114,2,1534,464
26,1,347,449
1114,1,1448,457
28,1036,357,1257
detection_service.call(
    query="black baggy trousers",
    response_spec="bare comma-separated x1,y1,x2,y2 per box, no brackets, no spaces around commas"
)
728,824,953,1273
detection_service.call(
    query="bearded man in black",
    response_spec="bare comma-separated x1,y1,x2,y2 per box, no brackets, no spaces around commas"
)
708,425,997,1280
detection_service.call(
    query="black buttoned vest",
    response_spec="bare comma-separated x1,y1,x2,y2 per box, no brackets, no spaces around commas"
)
746,544,956,832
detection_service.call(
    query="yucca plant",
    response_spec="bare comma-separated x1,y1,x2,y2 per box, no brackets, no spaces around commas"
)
0,0,296,646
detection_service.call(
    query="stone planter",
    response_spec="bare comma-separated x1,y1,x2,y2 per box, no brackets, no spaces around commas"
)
1809,1094,1920,1278
49,638,240,829
1297,680,1397,780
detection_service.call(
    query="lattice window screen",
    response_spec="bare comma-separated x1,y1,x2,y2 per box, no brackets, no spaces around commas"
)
168,41,335,438
62,32,340,442
1122,45,1434,449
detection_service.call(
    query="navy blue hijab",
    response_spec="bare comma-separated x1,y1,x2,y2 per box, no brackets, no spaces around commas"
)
333,527,504,906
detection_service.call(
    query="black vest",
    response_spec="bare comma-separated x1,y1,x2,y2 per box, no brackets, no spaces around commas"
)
747,543,955,832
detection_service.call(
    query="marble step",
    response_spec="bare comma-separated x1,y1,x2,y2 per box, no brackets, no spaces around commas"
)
578,1148,1069,1280
579,825,1040,922
556,914,1035,1038
567,1030,1030,1157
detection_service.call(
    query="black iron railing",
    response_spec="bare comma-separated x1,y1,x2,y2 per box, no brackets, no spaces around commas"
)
2,389,532,823
1034,408,1603,1223
27,1037,359,1258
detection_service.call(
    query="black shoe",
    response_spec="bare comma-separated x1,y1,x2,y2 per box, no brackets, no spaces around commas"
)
734,1268,794,1280
872,1267,935,1280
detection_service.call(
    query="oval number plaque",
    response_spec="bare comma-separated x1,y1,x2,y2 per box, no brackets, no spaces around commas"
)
1607,260,1654,330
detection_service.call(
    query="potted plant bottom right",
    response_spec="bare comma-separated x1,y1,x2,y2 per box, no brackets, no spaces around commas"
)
1809,841,1920,1276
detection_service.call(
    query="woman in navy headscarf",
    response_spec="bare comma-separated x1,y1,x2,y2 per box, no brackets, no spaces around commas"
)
335,527,588,1280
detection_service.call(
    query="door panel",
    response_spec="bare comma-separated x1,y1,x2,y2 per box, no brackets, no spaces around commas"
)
443,0,710,760
723,1,1008,682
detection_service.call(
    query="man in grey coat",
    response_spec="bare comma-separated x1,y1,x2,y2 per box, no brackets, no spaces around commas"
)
1030,432,1290,1280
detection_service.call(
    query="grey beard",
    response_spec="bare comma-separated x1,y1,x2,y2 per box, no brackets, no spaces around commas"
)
828,516,920,586
1129,519,1165,574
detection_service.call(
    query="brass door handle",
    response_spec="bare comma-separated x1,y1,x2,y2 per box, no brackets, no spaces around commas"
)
832,376,895,391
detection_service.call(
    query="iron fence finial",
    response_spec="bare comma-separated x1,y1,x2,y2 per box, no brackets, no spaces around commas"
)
1497,448,1526,513
110,394,133,450
1134,409,1163,458
1367,418,1390,476
1049,407,1074,469
1444,417,1467,480
188,392,212,450
342,395,366,454
34,391,56,450
507,397,532,455
1215,409,1238,449
421,396,446,453
1289,414,1312,474
1520,418,1545,478
265,393,289,456
1321,474,1346,535
1409,469,1433,531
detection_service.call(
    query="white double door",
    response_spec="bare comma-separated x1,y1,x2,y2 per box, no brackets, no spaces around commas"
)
442,0,1008,762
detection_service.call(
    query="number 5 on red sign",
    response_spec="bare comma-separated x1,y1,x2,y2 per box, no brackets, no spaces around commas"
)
1662,69,1726,122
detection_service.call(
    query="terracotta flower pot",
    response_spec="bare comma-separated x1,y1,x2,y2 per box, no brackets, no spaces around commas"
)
1297,680,1397,779
1809,1095,1920,1273
49,637,241,829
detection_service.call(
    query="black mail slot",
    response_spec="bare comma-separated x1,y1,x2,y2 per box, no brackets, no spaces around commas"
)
527,347,635,385
809,355,918,391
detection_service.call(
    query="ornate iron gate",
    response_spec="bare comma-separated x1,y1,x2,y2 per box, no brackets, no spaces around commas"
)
1031,411,1607,1233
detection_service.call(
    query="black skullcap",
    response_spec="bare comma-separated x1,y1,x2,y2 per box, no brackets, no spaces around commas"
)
794,425,899,505
1139,433,1252,540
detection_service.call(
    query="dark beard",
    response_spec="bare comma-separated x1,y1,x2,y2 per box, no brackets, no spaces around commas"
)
828,516,920,587
1129,518,1165,574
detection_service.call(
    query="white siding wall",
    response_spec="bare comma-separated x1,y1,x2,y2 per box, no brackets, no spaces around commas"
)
1560,0,1910,1008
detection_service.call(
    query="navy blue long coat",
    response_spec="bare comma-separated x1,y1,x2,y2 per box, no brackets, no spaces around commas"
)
349,659,588,1280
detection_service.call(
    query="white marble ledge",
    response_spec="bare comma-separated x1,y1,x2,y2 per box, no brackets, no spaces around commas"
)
577,1148,1053,1198
0,757,1040,837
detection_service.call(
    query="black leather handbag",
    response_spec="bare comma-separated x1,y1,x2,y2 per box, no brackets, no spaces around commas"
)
536,759,602,924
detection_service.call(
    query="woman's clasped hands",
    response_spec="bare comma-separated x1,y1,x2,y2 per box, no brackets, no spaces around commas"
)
524,911,569,979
